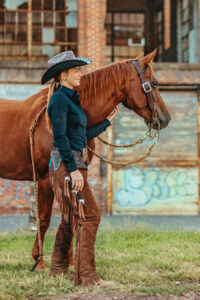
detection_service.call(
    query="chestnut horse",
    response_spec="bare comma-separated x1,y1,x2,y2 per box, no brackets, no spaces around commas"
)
0,50,170,269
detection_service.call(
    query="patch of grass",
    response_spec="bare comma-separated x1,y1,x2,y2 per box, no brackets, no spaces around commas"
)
1,226,200,299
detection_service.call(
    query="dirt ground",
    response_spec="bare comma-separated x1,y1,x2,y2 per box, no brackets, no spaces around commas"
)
31,291,200,300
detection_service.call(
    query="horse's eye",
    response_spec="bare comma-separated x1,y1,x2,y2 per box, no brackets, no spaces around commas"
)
152,80,158,87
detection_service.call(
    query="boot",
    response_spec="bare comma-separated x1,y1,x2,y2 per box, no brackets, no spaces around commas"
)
50,218,73,276
75,220,100,286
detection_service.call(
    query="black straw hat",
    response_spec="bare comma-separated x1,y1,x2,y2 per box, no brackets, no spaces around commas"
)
41,50,92,84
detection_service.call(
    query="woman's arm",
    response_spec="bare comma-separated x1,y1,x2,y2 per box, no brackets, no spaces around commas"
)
86,119,111,141
50,96,78,172
86,107,119,141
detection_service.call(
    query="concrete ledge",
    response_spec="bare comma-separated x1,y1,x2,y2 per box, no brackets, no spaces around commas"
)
1,215,200,232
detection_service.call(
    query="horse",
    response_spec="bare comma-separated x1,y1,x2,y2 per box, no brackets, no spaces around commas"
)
0,50,171,270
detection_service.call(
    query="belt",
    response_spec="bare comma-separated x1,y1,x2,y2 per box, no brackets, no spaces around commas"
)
51,147,88,170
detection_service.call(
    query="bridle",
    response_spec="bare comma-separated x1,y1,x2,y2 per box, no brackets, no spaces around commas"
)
123,59,159,127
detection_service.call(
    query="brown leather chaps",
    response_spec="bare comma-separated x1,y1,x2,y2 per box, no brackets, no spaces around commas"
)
49,162,101,286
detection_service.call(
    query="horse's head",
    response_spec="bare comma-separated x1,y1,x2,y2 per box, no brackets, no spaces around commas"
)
122,50,171,129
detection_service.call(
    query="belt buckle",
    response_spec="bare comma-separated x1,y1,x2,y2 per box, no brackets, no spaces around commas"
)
142,82,152,93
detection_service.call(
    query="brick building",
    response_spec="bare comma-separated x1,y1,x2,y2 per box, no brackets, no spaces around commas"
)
0,0,200,215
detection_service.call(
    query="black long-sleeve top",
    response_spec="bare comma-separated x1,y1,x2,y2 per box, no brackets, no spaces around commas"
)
47,85,111,172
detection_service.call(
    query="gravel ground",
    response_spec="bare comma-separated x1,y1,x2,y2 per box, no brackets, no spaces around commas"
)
30,291,200,300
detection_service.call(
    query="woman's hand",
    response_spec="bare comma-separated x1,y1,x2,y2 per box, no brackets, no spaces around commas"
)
107,107,119,123
70,170,84,192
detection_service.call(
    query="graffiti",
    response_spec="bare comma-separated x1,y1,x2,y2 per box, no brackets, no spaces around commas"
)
114,167,197,209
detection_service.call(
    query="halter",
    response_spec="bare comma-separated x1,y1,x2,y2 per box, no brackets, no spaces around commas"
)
123,60,159,126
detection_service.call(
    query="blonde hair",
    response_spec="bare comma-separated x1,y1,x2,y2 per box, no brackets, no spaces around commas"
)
45,78,60,134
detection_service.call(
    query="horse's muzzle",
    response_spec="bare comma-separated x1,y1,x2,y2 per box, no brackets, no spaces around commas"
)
145,115,171,130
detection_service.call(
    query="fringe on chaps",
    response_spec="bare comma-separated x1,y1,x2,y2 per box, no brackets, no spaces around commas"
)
49,160,100,286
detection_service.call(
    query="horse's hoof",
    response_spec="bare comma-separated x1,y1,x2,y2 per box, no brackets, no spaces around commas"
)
35,259,47,271
50,268,69,277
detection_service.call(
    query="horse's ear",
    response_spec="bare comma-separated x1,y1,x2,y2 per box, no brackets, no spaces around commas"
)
142,49,157,64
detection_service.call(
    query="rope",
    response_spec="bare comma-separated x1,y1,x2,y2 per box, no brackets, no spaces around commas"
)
97,135,144,148
87,139,158,167
29,105,47,271
91,124,160,166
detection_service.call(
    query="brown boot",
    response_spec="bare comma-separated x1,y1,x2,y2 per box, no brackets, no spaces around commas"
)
75,221,100,286
50,218,73,276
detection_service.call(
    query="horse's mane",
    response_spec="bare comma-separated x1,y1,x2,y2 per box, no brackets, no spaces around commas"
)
39,59,153,105
77,60,134,104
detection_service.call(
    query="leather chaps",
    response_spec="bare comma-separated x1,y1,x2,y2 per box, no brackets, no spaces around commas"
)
49,149,101,286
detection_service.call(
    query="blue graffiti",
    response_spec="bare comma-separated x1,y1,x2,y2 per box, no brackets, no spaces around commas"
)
115,167,197,208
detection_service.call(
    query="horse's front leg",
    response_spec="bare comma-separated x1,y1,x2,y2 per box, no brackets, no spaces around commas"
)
32,175,54,270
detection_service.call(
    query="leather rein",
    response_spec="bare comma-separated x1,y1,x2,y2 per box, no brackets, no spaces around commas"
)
123,59,159,126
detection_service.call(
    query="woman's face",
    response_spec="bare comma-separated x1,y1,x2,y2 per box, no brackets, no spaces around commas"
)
61,67,82,88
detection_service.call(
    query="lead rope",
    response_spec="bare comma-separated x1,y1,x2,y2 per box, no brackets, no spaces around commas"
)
88,122,160,167
29,105,47,272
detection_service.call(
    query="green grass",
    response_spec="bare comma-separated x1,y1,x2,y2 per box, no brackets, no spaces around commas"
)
1,226,200,299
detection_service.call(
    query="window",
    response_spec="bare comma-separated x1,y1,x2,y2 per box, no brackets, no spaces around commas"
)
0,0,78,59
105,12,145,64
177,0,198,62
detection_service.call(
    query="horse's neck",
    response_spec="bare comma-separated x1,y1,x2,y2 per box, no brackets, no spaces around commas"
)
81,76,125,127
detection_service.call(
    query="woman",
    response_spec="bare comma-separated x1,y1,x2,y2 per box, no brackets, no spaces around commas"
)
41,51,119,287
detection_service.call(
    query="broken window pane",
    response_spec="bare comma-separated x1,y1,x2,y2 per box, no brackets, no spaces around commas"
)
0,0,4,9
42,45,54,57
0,28,4,41
0,12,4,25
18,12,27,24
5,11,16,24
66,12,77,28
66,0,77,11
56,28,65,42
42,27,55,43
67,28,77,42
32,0,41,10
17,27,27,42
56,12,65,26
5,27,15,41
44,0,53,10
32,27,42,42
56,0,65,10
17,0,28,9
32,12,41,25
32,45,42,56
44,12,53,25
4,0,17,10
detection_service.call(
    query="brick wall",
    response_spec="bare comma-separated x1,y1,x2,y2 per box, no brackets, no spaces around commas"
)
78,0,108,213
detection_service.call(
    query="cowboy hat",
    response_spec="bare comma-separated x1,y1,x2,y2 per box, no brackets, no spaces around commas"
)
41,50,92,84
